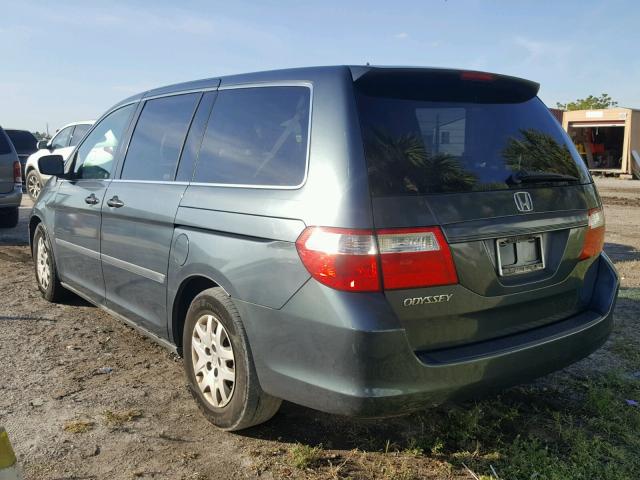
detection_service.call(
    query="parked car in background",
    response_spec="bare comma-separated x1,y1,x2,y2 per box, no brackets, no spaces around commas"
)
0,126,22,227
29,66,618,431
4,129,38,183
24,121,93,200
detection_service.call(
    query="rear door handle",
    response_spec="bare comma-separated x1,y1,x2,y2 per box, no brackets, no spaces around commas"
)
84,193,99,205
106,195,125,208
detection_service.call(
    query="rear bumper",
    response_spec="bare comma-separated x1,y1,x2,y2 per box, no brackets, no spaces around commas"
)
0,185,22,208
237,253,618,417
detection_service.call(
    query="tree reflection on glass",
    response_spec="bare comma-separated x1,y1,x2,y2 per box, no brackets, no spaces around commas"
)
502,129,580,178
365,129,477,195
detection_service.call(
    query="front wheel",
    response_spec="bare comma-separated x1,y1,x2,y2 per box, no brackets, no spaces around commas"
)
26,170,42,200
183,287,281,431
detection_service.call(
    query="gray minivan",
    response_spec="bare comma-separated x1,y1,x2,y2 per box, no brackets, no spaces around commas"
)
0,126,22,228
30,66,619,431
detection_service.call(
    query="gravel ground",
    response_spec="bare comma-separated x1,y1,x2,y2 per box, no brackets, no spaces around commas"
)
1,178,639,479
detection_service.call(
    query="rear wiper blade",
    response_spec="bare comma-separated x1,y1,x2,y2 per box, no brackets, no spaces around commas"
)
507,170,579,185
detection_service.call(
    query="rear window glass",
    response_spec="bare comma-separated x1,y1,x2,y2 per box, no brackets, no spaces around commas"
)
0,129,13,155
121,93,199,181
193,86,310,187
356,93,590,196
5,130,37,152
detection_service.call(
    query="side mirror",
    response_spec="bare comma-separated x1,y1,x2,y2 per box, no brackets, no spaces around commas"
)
38,155,65,176
37,140,50,150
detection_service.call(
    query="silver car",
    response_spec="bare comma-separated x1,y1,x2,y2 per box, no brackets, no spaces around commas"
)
0,125,22,228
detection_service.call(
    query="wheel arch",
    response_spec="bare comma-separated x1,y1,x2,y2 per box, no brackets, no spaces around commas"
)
28,215,43,253
171,274,231,354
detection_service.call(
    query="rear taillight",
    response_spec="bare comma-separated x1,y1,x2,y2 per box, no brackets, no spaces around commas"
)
13,161,21,184
377,227,458,289
579,207,605,260
295,227,379,292
295,226,458,292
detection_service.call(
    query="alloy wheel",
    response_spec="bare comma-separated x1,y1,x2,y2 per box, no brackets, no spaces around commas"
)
27,174,41,199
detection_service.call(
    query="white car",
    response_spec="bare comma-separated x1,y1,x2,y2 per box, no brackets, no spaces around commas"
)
24,120,94,199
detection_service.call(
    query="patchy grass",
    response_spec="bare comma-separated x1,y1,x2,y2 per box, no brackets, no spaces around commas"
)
103,409,143,426
612,338,640,368
618,287,640,301
288,443,324,469
264,369,640,479
63,419,95,434
411,373,640,479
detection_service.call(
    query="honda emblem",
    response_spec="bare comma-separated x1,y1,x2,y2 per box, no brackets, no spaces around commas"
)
514,192,533,212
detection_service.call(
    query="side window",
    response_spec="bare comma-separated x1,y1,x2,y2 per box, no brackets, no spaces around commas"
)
69,124,91,147
73,104,135,180
50,126,73,149
193,86,310,187
175,92,216,182
120,93,199,181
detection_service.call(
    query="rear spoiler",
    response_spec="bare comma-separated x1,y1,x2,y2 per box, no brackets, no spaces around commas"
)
351,67,540,104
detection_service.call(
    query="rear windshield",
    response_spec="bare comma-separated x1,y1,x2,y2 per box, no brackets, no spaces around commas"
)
5,130,37,153
356,93,590,196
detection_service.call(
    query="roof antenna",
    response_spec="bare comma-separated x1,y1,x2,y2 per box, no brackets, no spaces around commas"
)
366,62,370,66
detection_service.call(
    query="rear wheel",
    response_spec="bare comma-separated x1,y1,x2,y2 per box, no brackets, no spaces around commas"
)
26,170,42,200
0,208,19,228
183,287,281,431
33,224,66,302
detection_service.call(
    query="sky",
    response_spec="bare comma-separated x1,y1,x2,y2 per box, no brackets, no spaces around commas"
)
2,0,639,132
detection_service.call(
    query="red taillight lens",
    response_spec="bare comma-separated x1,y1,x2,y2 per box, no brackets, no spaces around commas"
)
295,227,379,292
296,226,459,292
13,161,21,184
579,208,605,260
377,227,458,289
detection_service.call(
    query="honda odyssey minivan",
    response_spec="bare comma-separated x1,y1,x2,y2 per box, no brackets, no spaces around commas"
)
30,66,619,431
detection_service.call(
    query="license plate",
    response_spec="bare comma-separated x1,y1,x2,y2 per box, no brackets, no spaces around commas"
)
496,235,545,276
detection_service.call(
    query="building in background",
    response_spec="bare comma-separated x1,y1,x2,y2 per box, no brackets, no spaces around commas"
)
561,108,639,178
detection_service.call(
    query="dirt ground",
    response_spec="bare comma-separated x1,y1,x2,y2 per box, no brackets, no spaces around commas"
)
1,178,639,480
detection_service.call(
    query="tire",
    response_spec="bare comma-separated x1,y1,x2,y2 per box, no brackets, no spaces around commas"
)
26,170,42,200
33,223,66,302
183,287,281,431
0,208,19,228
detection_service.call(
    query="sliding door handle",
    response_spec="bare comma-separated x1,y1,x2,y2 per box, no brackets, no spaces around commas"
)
106,195,125,208
84,193,99,205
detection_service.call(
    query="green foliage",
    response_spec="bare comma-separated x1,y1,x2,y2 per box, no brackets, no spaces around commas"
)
288,443,324,469
556,93,618,111
404,372,640,479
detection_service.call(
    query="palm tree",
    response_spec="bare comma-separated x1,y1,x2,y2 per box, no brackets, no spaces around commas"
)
365,129,476,194
502,129,580,177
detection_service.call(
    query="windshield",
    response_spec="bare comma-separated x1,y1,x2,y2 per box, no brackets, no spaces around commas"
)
5,130,38,153
356,94,591,196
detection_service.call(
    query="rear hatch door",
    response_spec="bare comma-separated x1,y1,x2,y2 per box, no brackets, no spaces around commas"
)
354,68,598,353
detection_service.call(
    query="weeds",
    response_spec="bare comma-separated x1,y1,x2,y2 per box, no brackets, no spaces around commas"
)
103,408,143,426
288,443,323,469
63,419,94,433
